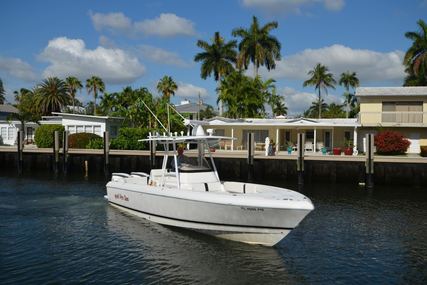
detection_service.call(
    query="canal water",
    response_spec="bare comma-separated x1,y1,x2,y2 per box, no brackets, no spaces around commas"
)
1,173,426,284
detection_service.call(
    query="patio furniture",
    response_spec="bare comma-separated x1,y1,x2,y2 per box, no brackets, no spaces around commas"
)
316,142,324,151
255,142,265,151
304,141,313,152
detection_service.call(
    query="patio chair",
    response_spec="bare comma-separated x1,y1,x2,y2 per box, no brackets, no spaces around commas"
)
316,142,324,151
304,141,314,152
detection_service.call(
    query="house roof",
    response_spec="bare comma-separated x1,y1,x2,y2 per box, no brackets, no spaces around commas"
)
174,102,208,114
205,117,359,127
356,87,427,97
0,104,18,113
51,112,124,120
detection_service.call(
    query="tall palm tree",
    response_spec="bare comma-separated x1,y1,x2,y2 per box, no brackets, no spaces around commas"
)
232,16,281,77
304,100,328,118
36,77,69,115
65,76,82,114
86,76,105,115
156,76,178,102
0,78,5,104
303,63,336,119
339,71,360,118
194,31,237,115
99,92,117,115
404,19,427,85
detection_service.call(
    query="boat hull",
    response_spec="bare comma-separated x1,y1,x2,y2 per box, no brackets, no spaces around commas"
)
106,183,312,246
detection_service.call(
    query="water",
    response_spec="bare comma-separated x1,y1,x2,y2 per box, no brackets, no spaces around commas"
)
1,173,426,284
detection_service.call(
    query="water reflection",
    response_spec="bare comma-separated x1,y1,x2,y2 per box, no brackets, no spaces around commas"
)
105,206,301,284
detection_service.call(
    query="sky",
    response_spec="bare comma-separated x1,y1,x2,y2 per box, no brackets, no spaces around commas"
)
1,0,426,115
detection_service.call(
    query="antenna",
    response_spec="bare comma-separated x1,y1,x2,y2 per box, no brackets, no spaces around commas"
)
140,100,168,132
168,103,195,128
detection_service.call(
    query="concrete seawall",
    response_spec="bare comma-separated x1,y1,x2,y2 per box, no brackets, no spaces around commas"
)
0,148,426,186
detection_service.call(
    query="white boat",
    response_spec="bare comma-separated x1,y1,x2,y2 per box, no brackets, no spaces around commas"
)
106,126,314,246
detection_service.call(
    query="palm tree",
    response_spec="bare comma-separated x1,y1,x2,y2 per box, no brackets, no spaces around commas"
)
194,31,237,115
86,76,105,115
323,103,345,118
304,100,328,118
232,16,281,77
36,77,69,115
0,78,5,104
156,76,178,101
99,92,117,115
65,76,82,114
268,90,288,117
404,19,427,85
339,71,360,118
303,63,336,119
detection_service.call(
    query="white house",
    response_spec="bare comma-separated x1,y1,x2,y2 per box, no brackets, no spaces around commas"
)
50,112,125,138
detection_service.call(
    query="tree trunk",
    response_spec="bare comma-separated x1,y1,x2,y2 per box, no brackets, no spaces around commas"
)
94,87,97,116
72,94,75,114
217,72,223,116
318,88,321,119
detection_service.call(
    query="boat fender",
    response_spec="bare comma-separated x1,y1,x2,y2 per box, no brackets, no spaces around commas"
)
243,184,246,194
204,183,209,192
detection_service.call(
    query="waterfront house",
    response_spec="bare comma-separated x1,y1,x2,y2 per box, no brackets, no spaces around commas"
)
0,104,38,145
203,117,359,153
356,87,427,153
49,112,125,138
174,99,209,120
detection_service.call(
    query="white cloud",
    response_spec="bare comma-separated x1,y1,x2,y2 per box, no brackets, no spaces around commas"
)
262,44,405,83
241,0,345,14
138,45,189,67
0,56,37,81
135,13,196,37
176,82,208,98
90,12,196,37
39,37,145,84
91,12,132,34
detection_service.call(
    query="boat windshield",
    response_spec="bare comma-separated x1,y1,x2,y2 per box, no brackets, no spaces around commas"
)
177,152,212,172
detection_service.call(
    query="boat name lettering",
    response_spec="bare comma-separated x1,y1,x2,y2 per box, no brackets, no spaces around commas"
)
240,206,264,212
114,194,129,201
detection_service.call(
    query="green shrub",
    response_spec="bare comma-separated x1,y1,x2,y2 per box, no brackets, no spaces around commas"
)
421,146,427,157
68,133,102,149
86,138,104,149
110,127,149,150
34,124,65,148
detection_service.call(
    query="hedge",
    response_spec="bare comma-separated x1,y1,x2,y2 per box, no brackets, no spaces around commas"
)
374,131,410,155
34,124,65,148
86,138,104,149
68,133,102,149
110,127,149,150
421,146,427,157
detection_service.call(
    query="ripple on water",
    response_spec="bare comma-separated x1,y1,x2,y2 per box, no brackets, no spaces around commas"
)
0,176,426,284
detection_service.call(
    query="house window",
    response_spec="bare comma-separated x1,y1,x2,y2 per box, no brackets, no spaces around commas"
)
285,131,291,143
1,127,6,140
242,130,268,145
68,126,76,134
8,127,15,140
84,125,92,133
110,126,118,137
306,131,314,141
382,102,423,123
344,131,351,141
76,125,84,133
214,129,225,136
94,126,102,136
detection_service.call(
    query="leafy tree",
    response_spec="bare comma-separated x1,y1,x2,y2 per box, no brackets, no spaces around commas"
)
218,71,271,118
65,76,82,113
194,31,237,115
404,19,427,86
232,16,281,77
157,75,177,102
10,88,41,138
323,103,345,118
0,78,5,104
36,77,69,115
339,71,359,118
303,63,336,119
303,100,328,118
267,88,287,117
199,105,216,119
99,92,118,115
86,76,105,115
